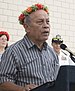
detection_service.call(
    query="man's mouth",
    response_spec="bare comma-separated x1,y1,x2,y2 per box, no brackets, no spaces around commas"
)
42,31,49,35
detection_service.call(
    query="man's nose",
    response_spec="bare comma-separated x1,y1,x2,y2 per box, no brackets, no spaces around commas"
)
43,21,50,28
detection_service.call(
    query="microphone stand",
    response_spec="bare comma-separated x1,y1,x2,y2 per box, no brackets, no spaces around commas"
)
70,53,75,63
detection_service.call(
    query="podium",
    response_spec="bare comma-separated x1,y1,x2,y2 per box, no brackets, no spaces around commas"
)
30,66,75,91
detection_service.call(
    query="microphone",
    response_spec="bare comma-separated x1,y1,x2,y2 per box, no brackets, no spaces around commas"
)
60,44,75,56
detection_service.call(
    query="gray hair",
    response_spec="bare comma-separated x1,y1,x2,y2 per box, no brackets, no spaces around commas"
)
24,15,31,25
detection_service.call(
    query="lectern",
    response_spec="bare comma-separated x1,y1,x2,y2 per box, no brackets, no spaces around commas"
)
30,66,75,91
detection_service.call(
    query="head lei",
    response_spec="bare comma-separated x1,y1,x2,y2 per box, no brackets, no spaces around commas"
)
0,31,9,41
18,3,49,25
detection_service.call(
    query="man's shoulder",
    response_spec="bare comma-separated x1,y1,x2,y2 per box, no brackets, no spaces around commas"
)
10,39,22,47
47,45,58,58
47,45,53,52
6,38,24,52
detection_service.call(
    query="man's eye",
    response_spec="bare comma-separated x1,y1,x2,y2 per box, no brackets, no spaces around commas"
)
47,20,50,23
37,21,43,25
46,21,50,25
36,20,50,25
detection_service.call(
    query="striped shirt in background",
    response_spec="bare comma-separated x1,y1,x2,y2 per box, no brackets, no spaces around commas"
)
0,34,59,86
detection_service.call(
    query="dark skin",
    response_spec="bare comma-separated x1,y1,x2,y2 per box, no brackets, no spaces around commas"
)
0,10,50,91
24,10,50,49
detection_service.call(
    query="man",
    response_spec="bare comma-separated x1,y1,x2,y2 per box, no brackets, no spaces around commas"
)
51,34,74,66
0,4,59,91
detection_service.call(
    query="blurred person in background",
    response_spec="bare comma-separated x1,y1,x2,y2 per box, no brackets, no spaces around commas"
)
51,34,75,66
0,31,9,62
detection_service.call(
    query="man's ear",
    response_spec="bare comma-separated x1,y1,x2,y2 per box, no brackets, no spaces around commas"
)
23,24,30,33
23,24,28,29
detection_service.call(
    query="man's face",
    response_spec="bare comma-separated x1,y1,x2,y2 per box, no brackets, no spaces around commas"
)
52,42,61,54
25,10,50,43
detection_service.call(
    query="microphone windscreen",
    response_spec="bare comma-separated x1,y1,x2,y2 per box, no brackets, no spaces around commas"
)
60,44,67,50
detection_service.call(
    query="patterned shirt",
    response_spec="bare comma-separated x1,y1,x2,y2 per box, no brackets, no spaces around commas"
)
0,54,2,62
0,35,59,86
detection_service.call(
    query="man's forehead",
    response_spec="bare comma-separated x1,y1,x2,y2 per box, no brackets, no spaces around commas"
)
30,10,49,19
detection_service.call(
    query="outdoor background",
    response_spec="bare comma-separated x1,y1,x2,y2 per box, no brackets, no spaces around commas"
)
0,0,75,52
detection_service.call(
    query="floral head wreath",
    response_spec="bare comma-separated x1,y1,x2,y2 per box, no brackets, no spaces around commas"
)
18,3,49,25
0,31,9,41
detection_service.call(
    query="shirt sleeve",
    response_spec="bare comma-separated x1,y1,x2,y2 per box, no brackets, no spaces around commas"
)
0,48,17,84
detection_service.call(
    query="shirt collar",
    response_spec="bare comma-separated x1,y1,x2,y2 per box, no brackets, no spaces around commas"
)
23,34,48,50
